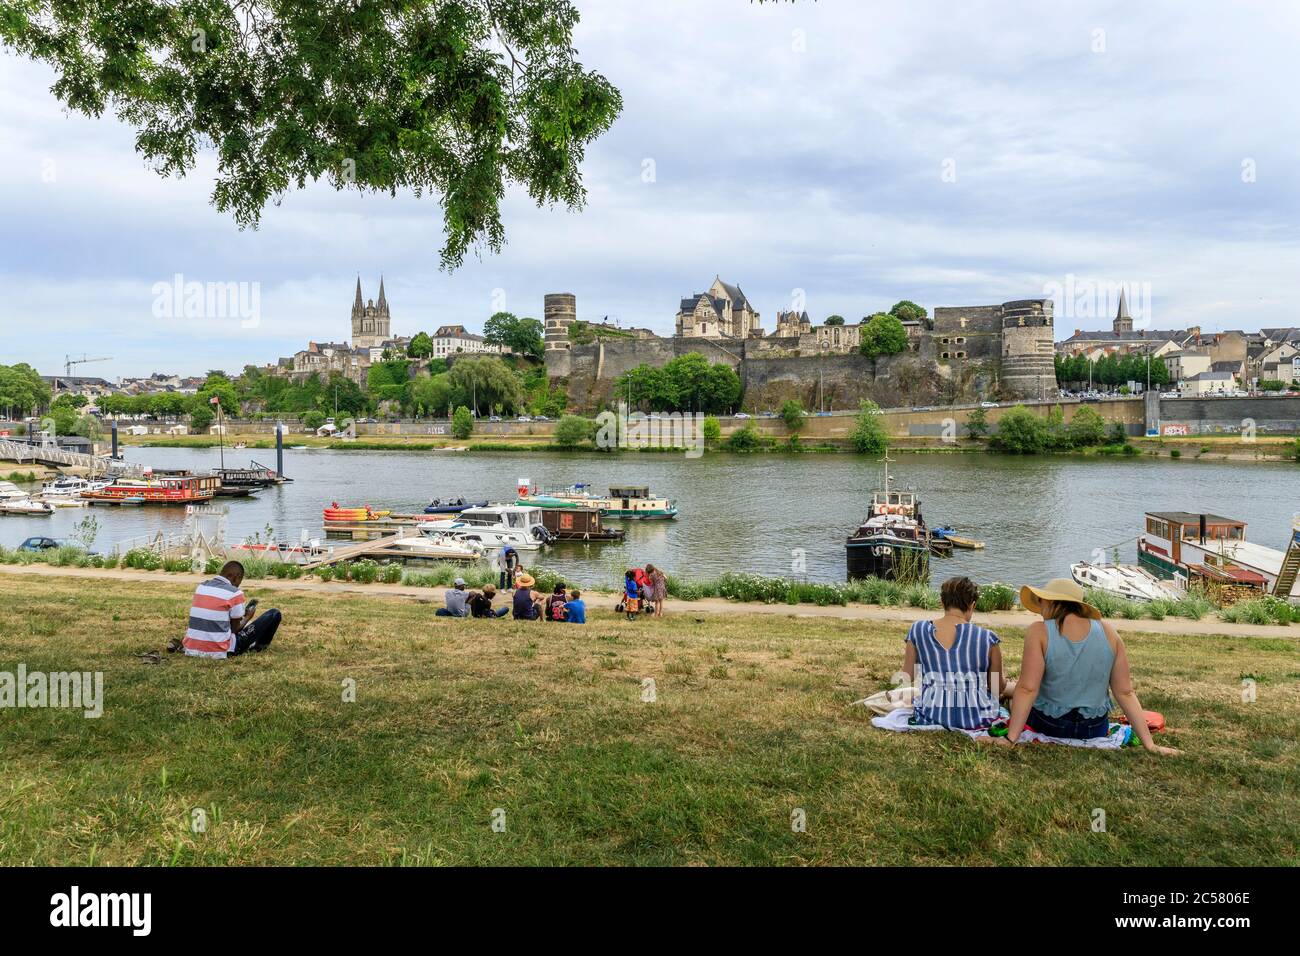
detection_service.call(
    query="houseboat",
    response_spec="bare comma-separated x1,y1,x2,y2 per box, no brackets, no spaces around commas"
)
80,474,219,506
845,454,932,581
1138,511,1300,600
518,483,678,520
215,461,289,489
538,507,626,542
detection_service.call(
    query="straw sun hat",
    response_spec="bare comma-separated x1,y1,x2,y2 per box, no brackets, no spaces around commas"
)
1019,578,1102,619
515,573,536,589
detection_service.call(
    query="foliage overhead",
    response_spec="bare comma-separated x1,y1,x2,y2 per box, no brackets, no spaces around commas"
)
0,0,623,268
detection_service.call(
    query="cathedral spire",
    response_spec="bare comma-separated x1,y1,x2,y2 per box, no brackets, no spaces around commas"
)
377,275,388,314
352,276,364,316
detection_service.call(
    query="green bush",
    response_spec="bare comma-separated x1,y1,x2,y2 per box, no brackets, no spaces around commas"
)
975,582,1016,612
350,559,380,584
990,406,1051,454
123,548,162,571
780,399,805,432
380,562,404,584
162,558,193,572
301,410,326,430
702,416,721,442
552,414,594,447
314,565,335,582
850,400,888,455
725,424,762,453
452,406,474,440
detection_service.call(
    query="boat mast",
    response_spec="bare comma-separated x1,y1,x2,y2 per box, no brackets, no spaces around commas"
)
217,399,225,470
878,448,894,495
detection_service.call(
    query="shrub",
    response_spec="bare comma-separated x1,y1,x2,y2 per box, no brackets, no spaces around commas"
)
702,416,721,442
315,565,335,582
301,410,326,430
780,399,805,432
452,406,474,440
990,406,1051,454
123,548,162,571
850,400,888,455
1170,449,1182,459
350,559,380,584
1066,406,1108,447
975,582,1016,612
725,424,762,453
380,562,404,584
162,558,193,572
552,414,594,447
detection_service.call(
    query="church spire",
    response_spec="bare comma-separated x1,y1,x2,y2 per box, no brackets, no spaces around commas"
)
377,275,388,314
1116,287,1131,320
352,276,364,316
1113,287,1133,334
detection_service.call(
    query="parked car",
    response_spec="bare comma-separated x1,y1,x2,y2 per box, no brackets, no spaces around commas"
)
517,416,532,422
18,536,61,552
980,401,1000,408
534,415,550,422
357,417,378,424
734,412,751,419
759,411,777,418
488,415,502,422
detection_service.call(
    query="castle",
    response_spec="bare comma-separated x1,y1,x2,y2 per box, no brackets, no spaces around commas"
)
351,277,392,349
544,285,1058,410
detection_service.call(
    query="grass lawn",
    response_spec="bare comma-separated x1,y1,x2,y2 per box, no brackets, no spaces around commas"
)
1,575,1297,866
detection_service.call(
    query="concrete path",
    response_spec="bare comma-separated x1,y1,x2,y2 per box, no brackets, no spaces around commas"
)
4,563,1297,639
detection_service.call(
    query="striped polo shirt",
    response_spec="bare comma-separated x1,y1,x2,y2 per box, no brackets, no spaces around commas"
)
183,575,246,659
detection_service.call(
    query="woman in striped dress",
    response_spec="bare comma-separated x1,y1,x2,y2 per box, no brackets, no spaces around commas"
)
900,576,1006,730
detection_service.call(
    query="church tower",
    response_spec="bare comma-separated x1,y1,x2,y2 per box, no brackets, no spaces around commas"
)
350,276,392,349
1113,287,1133,334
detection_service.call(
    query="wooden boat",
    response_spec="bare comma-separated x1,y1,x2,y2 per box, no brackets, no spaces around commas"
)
931,526,986,550
539,507,626,542
81,474,218,505
215,461,287,488
845,453,932,581
519,483,678,520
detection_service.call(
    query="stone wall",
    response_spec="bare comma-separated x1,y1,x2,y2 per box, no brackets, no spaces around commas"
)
1154,395,1300,435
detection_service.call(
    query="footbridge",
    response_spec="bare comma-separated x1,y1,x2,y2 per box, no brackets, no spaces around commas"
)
0,439,144,478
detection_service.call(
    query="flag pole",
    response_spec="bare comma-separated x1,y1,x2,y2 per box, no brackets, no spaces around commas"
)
217,397,225,470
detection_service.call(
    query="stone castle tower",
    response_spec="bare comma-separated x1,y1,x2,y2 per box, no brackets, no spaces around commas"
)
351,277,391,349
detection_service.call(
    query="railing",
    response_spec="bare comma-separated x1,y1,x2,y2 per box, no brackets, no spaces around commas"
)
0,438,143,477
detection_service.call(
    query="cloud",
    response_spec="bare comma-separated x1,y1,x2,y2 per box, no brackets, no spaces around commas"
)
1,0,1298,377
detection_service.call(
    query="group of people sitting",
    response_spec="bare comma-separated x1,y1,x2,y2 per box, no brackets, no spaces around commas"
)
435,574,587,622
901,575,1179,754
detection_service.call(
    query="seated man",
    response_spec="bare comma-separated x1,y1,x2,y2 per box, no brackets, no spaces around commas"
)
436,578,471,617
564,589,586,624
468,584,509,618
182,560,281,659
545,582,569,622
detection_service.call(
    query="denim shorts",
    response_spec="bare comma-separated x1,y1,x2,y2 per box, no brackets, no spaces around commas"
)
1026,705,1110,739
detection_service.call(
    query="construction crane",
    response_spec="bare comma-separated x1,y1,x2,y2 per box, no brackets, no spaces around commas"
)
65,354,112,377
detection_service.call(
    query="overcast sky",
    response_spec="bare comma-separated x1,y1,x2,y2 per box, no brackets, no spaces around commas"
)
2,0,1298,378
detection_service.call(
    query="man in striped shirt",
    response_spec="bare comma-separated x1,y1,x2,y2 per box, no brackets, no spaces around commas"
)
182,561,281,659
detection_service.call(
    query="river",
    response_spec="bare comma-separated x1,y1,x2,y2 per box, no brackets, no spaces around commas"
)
3,447,1297,587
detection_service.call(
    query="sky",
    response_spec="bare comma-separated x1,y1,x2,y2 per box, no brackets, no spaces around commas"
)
2,0,1299,379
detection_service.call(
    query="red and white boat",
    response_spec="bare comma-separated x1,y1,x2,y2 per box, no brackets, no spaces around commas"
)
81,474,219,506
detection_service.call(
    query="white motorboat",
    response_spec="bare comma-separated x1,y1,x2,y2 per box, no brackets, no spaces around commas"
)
419,505,553,551
0,498,55,516
0,480,32,501
385,534,485,561
39,476,111,499
1071,562,1183,602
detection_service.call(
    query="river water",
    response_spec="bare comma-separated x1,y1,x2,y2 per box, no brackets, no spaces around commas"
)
3,447,1297,587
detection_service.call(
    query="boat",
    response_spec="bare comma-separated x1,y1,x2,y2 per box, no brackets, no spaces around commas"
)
322,503,392,522
0,481,32,501
39,476,112,499
383,534,485,561
0,498,54,516
538,507,626,542
423,497,488,515
1138,511,1300,601
80,474,219,505
1070,562,1182,602
845,453,932,581
518,483,678,520
419,505,553,551
931,526,986,550
215,461,288,488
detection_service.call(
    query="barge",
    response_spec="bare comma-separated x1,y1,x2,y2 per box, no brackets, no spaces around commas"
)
1138,511,1300,601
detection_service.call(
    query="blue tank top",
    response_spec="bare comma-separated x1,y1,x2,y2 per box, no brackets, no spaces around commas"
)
1035,618,1114,719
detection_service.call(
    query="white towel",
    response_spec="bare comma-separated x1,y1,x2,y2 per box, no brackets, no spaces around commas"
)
870,706,1131,749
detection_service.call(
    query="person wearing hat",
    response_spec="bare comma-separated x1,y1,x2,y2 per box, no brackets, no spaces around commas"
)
511,573,544,620
995,578,1179,754
435,577,472,617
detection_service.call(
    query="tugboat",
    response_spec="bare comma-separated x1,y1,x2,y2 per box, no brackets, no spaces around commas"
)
845,453,933,581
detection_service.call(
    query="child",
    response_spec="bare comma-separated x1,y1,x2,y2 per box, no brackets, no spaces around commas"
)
564,589,586,624
546,583,569,622
622,570,641,616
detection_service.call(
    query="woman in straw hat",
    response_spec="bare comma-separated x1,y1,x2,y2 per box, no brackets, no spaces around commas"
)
511,573,543,620
994,578,1179,754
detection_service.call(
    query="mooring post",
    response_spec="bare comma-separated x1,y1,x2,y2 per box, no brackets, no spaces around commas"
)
111,420,119,459
276,422,284,477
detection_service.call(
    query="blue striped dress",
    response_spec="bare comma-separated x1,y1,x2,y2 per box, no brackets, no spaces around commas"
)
906,620,1001,729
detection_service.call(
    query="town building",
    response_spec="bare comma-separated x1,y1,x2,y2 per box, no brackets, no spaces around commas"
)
1180,370,1237,397
351,277,392,349
1056,291,1200,358
1162,349,1213,385
431,325,503,358
675,277,762,339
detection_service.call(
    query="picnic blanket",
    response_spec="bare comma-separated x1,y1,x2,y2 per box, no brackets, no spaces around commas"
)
869,706,1133,749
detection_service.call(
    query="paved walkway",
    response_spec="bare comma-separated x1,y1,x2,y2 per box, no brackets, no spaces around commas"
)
4,563,1297,639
